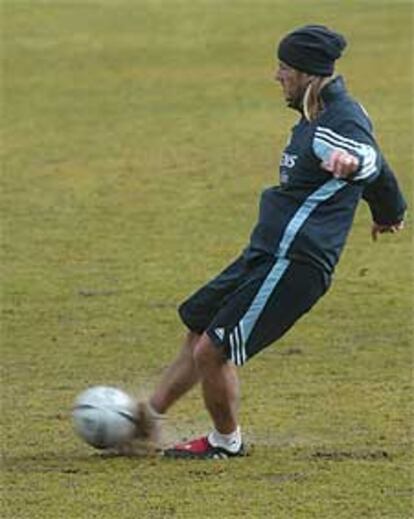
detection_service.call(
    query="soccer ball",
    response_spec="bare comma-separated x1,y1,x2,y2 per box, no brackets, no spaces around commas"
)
72,386,137,449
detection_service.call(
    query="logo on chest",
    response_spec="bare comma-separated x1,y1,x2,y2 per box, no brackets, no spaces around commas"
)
279,153,298,184
280,153,298,168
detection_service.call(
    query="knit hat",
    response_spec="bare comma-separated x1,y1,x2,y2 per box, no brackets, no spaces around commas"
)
277,25,347,76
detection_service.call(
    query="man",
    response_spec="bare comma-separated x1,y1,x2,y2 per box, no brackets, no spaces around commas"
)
134,25,406,459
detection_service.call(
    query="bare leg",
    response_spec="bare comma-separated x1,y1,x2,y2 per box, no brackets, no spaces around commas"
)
194,333,239,434
149,331,201,414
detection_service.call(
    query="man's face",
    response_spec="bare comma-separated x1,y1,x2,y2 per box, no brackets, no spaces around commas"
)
275,61,311,111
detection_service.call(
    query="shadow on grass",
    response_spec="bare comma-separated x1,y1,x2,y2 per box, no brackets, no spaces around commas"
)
2,449,160,474
310,449,391,462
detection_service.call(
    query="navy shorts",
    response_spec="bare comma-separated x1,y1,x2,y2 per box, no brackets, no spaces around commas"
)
178,253,330,366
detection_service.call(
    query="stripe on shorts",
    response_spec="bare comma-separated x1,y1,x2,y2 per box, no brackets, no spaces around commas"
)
230,178,347,366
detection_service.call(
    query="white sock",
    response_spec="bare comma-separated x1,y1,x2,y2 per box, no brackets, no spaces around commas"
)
208,426,242,453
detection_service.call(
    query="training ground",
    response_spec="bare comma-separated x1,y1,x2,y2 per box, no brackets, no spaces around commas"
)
2,1,413,518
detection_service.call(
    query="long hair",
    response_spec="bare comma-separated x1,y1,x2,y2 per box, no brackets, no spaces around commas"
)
303,75,335,121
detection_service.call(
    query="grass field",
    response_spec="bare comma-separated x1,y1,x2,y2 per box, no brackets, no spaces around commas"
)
1,1,413,518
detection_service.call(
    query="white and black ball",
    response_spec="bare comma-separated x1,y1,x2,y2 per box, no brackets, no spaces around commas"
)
72,386,137,449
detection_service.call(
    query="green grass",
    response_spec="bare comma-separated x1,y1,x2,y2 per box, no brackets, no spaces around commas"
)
1,1,413,518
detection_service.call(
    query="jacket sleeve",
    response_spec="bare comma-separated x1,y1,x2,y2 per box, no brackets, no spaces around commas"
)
312,114,407,223
312,121,380,184
361,155,407,225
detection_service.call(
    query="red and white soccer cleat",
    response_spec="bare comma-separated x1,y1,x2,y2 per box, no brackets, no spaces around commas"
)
163,436,246,460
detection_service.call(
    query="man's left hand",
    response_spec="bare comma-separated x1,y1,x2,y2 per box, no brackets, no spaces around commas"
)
371,221,405,241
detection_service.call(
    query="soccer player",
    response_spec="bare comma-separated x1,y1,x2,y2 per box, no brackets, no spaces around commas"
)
136,25,406,459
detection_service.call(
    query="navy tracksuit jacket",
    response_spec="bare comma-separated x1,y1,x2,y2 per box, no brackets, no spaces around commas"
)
246,76,407,275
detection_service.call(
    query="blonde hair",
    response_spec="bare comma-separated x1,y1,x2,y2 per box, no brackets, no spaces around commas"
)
303,75,335,121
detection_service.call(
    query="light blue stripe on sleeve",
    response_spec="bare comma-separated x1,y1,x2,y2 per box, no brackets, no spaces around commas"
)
313,126,378,181
313,136,334,163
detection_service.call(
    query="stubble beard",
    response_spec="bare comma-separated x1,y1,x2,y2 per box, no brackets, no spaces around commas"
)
286,84,307,112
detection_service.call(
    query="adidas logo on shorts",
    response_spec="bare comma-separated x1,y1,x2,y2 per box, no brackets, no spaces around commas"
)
213,327,225,341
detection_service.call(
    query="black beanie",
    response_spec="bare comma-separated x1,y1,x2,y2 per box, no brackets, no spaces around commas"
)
277,25,347,76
